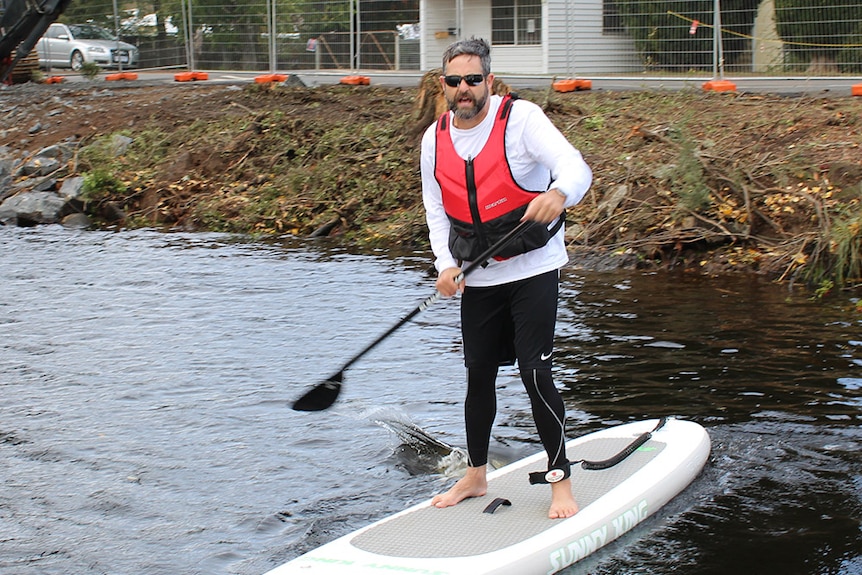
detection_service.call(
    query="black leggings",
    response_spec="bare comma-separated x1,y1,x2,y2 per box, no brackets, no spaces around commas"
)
465,365,568,469
460,271,567,469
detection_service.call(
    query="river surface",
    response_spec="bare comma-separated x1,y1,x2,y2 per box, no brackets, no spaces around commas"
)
1,226,860,575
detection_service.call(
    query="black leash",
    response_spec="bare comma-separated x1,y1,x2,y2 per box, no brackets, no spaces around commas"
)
576,417,668,471
486,418,671,513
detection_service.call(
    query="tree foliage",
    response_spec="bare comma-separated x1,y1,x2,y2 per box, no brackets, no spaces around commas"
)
60,0,124,29
774,0,862,72
614,0,762,71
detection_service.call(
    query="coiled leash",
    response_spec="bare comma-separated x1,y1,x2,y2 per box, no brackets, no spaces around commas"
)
529,417,669,484
483,418,668,514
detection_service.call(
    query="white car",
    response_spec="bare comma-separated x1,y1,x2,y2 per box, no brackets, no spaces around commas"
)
37,23,139,71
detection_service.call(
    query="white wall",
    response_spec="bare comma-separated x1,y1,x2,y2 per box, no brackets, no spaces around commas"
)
492,45,545,74
462,1,492,41
547,0,641,75
421,0,458,69
421,0,642,75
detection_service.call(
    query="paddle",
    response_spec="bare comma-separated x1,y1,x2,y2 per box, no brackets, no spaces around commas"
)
292,219,534,411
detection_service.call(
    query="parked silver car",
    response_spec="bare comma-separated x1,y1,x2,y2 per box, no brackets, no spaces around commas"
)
37,23,139,71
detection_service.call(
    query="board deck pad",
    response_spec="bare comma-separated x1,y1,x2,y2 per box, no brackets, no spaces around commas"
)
352,437,665,557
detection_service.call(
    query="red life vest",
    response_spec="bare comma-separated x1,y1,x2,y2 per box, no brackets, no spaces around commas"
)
434,95,560,262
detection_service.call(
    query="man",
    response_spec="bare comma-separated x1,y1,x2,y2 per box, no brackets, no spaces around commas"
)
420,38,592,520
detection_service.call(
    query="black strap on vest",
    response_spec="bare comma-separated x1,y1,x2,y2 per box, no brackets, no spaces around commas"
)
438,112,448,132
498,93,517,120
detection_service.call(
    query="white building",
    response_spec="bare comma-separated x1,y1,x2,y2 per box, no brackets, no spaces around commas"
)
418,0,641,75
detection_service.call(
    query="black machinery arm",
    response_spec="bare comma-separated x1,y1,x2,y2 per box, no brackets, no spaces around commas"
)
0,0,73,83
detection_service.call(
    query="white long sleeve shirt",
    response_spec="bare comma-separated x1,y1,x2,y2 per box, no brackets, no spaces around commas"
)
421,94,593,287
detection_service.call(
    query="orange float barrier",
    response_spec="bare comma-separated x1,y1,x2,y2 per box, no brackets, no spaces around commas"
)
105,72,138,81
852,83,862,97
702,79,736,92
339,75,370,85
254,73,288,83
553,79,577,92
174,71,209,82
552,78,591,93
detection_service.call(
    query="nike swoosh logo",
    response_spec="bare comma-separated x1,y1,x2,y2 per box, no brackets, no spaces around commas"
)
540,351,553,361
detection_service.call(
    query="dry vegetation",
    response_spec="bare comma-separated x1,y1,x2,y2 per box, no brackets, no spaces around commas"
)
1,79,860,290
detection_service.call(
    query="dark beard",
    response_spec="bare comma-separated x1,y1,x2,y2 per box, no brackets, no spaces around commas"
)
447,87,489,122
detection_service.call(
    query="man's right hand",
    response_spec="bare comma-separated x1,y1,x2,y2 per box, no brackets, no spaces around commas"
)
436,267,464,297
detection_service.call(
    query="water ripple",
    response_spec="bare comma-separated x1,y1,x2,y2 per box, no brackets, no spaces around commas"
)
1,228,859,575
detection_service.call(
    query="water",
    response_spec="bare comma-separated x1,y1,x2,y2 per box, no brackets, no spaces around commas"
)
1,226,859,575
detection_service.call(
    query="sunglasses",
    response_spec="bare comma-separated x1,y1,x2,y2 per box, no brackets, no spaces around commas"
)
443,74,485,87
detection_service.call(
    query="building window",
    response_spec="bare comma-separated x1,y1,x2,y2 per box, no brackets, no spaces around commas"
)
492,0,541,46
603,0,624,34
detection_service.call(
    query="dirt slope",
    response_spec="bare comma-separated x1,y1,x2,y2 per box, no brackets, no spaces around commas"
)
1,80,860,287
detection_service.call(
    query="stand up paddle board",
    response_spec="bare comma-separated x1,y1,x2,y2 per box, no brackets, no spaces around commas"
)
264,418,710,575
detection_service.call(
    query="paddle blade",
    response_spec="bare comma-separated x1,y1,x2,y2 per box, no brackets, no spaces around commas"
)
292,373,343,411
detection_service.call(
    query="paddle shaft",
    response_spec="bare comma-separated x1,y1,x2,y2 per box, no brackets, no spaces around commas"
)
329,220,534,377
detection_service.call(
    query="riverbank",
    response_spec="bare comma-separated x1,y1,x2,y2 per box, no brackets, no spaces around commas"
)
1,80,860,291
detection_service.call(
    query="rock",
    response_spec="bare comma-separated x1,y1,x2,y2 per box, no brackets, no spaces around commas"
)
568,246,640,272
0,156,13,200
111,135,134,156
61,212,91,229
20,156,61,177
0,141,88,226
0,176,10,200
100,201,126,222
0,190,67,226
283,75,307,88
31,177,58,192
36,142,78,165
59,176,85,199
0,155,14,175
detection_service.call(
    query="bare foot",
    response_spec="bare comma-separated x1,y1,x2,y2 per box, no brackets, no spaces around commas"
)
432,465,488,508
548,478,579,519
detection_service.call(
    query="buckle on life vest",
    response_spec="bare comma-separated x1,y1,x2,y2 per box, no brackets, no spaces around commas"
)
528,461,571,484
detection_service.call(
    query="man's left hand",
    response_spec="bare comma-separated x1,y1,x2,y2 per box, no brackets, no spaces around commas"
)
522,189,566,224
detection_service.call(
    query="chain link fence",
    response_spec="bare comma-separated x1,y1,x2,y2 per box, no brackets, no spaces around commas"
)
604,0,861,75
40,0,862,76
